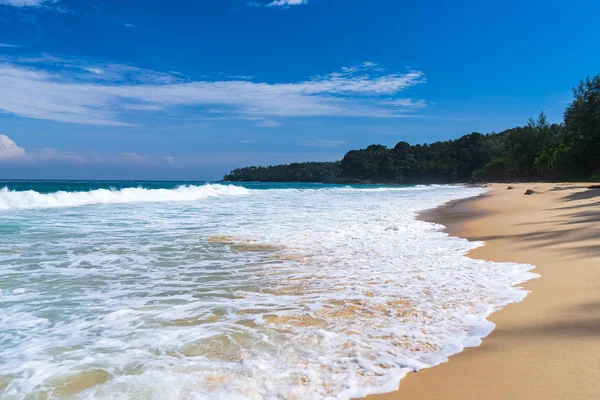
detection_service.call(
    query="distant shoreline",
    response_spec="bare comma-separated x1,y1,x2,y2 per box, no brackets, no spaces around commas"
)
364,182,600,400
222,179,600,185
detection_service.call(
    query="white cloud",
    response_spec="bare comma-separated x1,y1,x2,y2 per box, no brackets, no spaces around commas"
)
114,152,144,164
0,134,26,160
84,67,104,75
297,139,348,148
0,135,184,168
255,120,282,128
8,55,182,84
35,147,87,163
388,98,427,109
0,0,49,7
227,75,253,80
361,62,378,68
0,43,21,48
0,0,66,11
266,0,308,7
0,57,427,126
122,103,164,112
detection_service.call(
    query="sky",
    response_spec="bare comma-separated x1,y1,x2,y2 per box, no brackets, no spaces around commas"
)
0,0,599,180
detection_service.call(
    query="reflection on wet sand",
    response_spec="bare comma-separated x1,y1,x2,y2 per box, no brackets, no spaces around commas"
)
206,236,283,252
19,234,446,398
317,298,418,320
160,313,221,327
44,370,110,398
14,240,453,400
263,314,328,328
180,333,250,361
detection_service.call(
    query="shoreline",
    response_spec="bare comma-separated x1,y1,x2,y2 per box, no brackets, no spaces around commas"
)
365,182,600,400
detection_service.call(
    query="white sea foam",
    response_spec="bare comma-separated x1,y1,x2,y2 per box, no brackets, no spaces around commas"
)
0,184,249,210
0,184,538,399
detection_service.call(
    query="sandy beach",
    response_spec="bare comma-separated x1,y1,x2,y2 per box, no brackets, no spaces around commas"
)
366,182,600,400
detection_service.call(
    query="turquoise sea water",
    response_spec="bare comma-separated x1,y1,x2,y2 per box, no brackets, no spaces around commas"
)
0,180,342,193
0,181,537,399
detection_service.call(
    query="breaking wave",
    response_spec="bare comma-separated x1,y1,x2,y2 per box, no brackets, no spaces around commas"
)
0,183,538,399
0,184,250,210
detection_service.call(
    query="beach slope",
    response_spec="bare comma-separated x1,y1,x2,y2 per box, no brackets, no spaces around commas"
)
366,182,600,400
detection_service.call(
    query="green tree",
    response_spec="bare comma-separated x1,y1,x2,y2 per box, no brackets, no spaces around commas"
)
564,75,600,173
224,75,598,183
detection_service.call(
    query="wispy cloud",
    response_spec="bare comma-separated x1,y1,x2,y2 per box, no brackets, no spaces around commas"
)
0,56,427,126
8,54,182,84
0,134,26,160
266,0,308,7
297,139,348,148
0,0,47,7
248,0,308,7
227,75,253,80
0,0,65,10
388,98,427,109
0,134,182,167
121,103,164,112
255,120,282,128
0,43,21,48
360,61,378,68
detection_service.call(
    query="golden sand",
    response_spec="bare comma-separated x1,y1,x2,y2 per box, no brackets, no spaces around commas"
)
317,299,417,320
180,333,249,361
269,253,315,263
365,182,600,400
160,313,221,327
263,314,329,328
206,235,283,252
47,370,110,398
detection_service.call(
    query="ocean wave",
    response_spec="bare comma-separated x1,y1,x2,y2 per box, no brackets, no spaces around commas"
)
258,185,445,194
0,184,538,399
0,184,250,210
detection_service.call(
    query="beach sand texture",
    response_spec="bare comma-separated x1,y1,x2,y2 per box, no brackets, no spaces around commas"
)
366,182,600,400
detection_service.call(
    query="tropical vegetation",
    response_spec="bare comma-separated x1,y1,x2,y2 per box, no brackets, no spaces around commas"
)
223,75,600,183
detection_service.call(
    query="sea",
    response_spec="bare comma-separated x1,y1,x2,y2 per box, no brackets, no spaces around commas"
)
0,181,538,400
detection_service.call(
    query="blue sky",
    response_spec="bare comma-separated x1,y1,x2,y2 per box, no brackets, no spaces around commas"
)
0,0,599,180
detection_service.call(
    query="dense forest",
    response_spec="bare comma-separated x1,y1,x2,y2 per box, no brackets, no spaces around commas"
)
223,161,341,183
223,75,600,184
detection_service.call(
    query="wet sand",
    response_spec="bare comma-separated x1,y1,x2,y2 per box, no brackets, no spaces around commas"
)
365,182,600,400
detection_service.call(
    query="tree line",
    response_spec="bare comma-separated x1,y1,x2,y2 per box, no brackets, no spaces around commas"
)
223,75,600,183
